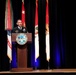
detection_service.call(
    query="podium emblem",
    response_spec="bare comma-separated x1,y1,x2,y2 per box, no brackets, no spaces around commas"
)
16,33,28,45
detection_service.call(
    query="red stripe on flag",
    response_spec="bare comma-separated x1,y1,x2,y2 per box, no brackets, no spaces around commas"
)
7,39,12,49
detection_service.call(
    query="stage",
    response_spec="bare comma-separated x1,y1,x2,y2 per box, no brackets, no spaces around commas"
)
0,69,76,74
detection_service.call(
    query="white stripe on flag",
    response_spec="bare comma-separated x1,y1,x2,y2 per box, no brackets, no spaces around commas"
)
35,34,39,62
46,32,50,62
35,25,39,62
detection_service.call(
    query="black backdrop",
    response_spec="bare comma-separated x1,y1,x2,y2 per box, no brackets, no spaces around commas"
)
0,0,76,71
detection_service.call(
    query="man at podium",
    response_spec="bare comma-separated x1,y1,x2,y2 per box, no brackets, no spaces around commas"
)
11,19,33,71
12,19,28,33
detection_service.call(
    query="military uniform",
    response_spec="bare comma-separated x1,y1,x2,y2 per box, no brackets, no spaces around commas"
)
12,26,28,33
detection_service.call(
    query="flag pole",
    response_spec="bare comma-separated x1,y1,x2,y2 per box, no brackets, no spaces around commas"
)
9,58,11,71
48,60,50,70
35,66,37,70
35,61,37,70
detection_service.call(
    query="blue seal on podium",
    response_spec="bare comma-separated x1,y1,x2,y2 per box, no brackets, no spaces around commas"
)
16,33,28,45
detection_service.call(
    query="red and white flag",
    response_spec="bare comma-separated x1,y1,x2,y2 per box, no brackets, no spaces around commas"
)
21,0,26,27
35,0,39,62
45,0,50,62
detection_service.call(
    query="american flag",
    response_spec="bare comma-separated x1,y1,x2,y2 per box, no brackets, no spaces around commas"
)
5,0,13,61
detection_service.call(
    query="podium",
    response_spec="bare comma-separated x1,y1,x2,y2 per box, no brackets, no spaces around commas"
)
11,33,33,72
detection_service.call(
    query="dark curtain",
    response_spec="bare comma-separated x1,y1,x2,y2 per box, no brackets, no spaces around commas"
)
0,0,76,71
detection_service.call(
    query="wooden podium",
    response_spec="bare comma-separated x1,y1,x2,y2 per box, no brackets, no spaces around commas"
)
11,33,33,72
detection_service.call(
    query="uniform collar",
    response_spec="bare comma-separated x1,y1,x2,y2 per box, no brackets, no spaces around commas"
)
18,26,22,30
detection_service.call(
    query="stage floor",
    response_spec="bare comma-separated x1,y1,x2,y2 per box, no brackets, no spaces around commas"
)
1,69,76,74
